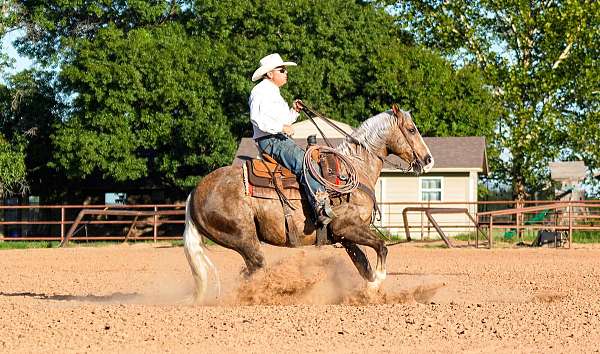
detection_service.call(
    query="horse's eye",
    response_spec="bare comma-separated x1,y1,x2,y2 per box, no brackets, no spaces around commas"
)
408,128,416,134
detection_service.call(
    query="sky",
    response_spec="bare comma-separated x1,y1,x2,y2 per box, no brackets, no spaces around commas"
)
1,30,34,76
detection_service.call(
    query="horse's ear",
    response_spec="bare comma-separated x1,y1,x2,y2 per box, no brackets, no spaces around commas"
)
391,103,399,115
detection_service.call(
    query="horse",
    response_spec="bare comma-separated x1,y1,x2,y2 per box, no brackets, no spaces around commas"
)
183,105,434,303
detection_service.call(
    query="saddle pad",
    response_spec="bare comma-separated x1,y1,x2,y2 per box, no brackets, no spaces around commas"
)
242,163,304,200
250,186,305,200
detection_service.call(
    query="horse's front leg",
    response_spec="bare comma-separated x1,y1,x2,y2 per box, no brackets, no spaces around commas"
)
367,234,388,290
332,220,388,289
341,240,375,282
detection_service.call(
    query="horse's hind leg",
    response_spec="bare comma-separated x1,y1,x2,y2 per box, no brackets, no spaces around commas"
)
201,211,266,277
237,239,266,277
185,213,265,301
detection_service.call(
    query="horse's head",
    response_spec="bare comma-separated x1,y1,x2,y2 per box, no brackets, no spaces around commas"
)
388,104,434,174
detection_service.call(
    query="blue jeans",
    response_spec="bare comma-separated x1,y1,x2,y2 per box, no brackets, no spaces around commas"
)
256,134,325,207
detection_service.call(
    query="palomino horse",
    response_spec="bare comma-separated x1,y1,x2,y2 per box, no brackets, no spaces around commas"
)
183,106,434,302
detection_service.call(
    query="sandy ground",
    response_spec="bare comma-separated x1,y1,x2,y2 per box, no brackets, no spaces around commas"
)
0,242,599,353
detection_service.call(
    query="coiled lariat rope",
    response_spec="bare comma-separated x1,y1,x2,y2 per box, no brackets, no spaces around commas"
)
303,145,360,197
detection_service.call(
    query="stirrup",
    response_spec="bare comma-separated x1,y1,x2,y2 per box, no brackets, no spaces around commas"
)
322,202,336,219
315,191,336,220
318,214,332,226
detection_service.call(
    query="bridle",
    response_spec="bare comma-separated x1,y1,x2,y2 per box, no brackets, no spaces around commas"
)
300,103,424,173
390,104,424,174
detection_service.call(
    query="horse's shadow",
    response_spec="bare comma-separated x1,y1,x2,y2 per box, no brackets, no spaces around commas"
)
0,291,143,303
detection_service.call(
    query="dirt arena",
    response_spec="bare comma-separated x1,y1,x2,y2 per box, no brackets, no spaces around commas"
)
0,242,599,353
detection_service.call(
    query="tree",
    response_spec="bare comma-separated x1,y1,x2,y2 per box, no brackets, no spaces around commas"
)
391,0,600,200
1,0,19,75
10,1,237,191
9,0,500,197
0,83,28,198
188,0,499,139
0,2,38,198
1,70,64,200
52,22,237,189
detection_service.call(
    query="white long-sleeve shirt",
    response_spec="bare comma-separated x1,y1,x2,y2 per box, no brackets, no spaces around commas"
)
249,79,299,139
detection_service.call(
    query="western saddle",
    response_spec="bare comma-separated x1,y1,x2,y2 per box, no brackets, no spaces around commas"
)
242,145,344,247
245,150,341,193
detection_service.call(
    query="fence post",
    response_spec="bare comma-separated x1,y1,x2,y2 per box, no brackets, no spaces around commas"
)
153,205,158,243
568,202,572,248
489,216,493,249
60,207,65,244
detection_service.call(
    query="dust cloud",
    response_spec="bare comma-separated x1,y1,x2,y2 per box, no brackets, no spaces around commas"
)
231,250,444,306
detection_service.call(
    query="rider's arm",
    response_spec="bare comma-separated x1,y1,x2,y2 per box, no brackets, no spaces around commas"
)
250,96,299,134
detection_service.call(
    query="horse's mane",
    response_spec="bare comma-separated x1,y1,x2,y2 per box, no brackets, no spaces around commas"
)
337,110,396,156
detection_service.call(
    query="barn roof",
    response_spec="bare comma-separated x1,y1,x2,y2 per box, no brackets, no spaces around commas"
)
232,136,488,174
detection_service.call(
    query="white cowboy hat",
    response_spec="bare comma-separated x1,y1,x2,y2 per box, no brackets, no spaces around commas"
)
251,53,297,81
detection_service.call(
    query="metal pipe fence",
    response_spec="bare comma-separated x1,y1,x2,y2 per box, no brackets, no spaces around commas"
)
0,200,598,246
0,204,185,243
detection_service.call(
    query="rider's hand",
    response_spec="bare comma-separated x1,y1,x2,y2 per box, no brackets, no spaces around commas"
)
282,124,294,136
293,99,304,113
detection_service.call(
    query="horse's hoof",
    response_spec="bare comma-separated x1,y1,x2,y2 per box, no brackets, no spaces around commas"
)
375,270,387,282
366,271,387,290
366,278,382,290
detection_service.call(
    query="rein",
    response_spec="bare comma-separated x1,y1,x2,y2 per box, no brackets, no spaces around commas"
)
299,104,425,222
301,104,415,173
298,104,383,222
301,105,363,148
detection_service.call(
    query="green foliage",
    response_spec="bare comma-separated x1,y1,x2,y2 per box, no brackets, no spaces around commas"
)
363,47,499,138
1,0,19,77
0,80,29,197
6,0,500,196
189,0,498,140
0,136,27,197
1,70,63,199
392,0,600,199
53,22,236,188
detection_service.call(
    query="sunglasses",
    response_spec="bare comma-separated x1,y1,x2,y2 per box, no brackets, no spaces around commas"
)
275,67,288,74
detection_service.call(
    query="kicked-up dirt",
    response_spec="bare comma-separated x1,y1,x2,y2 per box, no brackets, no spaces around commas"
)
0,242,599,353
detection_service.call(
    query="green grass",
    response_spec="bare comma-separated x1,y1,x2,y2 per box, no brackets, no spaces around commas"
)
454,230,600,244
1,230,599,250
453,231,535,244
0,239,183,250
571,231,600,243
0,240,125,250
0,241,58,249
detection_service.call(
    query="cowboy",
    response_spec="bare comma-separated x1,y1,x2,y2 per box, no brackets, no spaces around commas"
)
249,53,335,225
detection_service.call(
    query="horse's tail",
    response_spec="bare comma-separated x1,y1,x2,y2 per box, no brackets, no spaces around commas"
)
183,193,221,304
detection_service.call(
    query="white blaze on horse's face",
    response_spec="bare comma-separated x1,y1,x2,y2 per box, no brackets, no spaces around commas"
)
390,107,434,174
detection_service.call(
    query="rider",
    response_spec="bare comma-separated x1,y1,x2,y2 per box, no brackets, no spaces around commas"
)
249,53,335,225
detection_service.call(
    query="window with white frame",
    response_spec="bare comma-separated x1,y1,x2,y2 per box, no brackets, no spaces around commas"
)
420,177,443,201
